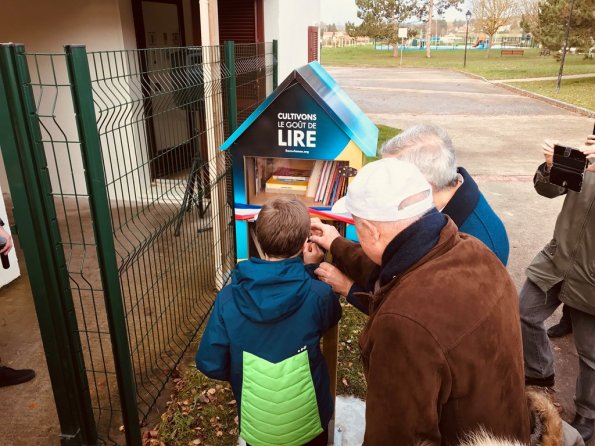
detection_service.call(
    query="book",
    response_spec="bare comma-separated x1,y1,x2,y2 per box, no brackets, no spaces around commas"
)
306,160,324,198
322,162,339,205
272,167,311,181
265,177,308,195
315,161,331,202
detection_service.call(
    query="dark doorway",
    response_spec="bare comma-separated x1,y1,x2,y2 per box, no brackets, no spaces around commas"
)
132,0,197,179
217,0,266,123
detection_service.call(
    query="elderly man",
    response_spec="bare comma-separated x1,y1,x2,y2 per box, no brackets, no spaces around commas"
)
380,124,508,265
320,124,509,313
520,134,595,442
310,158,529,445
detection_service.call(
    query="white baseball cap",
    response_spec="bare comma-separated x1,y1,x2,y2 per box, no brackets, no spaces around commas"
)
332,158,434,221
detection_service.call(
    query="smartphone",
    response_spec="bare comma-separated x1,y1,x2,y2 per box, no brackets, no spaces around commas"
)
550,144,588,192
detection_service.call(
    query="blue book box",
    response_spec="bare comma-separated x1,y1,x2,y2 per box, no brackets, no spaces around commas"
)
221,61,378,261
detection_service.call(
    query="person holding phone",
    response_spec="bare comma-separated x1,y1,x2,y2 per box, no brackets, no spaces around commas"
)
520,130,595,442
0,217,36,388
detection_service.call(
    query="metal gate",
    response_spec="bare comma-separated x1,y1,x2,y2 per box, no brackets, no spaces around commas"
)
0,41,276,445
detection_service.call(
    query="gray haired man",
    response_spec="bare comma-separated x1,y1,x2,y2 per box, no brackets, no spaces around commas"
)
380,124,509,265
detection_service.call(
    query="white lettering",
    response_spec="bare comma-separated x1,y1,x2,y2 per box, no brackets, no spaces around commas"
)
276,113,317,121
278,129,287,146
293,130,305,147
306,131,316,148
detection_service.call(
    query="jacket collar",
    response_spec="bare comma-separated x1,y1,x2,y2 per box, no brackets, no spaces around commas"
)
442,167,480,228
378,209,446,288
369,218,460,313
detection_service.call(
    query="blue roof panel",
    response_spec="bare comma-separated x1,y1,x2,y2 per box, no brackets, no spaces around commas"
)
220,61,378,156
298,62,378,157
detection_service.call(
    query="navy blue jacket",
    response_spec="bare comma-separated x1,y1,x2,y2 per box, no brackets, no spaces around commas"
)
443,167,509,265
196,256,341,429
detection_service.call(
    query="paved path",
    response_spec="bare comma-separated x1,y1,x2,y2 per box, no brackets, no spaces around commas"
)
493,73,595,83
328,66,593,444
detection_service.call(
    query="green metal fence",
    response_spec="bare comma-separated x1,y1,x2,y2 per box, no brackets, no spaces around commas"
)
0,41,276,445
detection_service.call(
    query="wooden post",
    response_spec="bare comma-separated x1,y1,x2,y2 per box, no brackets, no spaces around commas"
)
199,0,231,289
322,323,339,444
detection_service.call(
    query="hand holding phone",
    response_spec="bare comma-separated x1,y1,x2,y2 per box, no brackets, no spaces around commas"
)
549,144,588,192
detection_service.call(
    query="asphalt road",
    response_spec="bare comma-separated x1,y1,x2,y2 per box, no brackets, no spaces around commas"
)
327,65,594,444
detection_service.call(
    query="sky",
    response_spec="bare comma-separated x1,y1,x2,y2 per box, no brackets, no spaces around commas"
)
320,0,473,25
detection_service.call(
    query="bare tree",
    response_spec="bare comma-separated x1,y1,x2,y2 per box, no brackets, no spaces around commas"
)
519,0,541,45
472,0,520,56
413,0,463,58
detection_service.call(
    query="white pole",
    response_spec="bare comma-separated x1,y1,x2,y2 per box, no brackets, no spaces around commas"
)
199,0,226,290
400,37,404,66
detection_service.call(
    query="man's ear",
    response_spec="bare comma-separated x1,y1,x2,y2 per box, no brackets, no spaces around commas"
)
360,219,380,243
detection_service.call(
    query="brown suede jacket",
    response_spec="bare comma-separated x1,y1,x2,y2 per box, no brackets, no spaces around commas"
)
331,219,530,445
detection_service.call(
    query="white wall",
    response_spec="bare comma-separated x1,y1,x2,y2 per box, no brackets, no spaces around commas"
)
0,0,138,198
264,0,321,82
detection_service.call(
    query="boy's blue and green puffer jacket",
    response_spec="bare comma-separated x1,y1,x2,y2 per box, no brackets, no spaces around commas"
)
196,256,341,446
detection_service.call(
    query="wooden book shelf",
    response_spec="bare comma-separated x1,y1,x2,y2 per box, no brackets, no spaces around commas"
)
245,156,349,208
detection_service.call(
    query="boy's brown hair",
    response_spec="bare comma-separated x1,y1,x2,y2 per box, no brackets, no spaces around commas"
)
256,197,310,258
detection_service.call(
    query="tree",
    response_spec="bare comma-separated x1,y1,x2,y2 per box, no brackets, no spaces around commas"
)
530,0,595,51
520,0,542,45
412,0,464,57
383,0,415,56
352,0,390,42
351,0,414,53
471,0,520,56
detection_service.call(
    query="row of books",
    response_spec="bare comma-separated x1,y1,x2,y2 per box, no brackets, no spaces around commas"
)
264,161,348,206
264,166,311,194
310,160,348,206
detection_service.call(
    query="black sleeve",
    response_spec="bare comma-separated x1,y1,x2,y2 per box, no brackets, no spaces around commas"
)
534,162,567,198
346,283,371,315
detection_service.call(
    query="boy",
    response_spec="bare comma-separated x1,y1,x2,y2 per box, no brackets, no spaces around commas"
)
196,197,341,446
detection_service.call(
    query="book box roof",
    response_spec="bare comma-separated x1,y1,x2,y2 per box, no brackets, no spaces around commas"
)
220,61,378,157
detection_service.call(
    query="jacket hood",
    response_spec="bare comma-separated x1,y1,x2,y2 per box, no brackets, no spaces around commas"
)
231,257,311,323
455,391,563,446
456,430,525,446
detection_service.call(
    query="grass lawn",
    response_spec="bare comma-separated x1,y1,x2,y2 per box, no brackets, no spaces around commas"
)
377,123,401,147
322,46,595,80
505,77,595,111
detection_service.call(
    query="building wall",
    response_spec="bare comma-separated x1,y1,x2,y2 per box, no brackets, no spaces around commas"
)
264,0,321,81
0,0,135,53
0,0,138,197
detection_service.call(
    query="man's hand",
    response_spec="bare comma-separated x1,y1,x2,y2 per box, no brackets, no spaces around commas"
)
314,262,354,296
309,218,341,251
542,139,557,170
303,241,324,265
0,226,13,255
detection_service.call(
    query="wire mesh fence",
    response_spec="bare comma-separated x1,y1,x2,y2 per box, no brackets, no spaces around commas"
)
235,42,274,123
0,41,275,445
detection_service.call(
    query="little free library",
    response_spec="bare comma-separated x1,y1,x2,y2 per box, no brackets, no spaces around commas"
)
221,61,379,261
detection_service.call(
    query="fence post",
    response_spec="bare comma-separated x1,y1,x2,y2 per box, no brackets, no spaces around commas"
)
272,39,278,90
0,43,97,446
64,45,142,446
224,41,238,134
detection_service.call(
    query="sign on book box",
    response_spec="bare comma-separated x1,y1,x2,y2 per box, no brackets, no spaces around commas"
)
220,61,378,261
